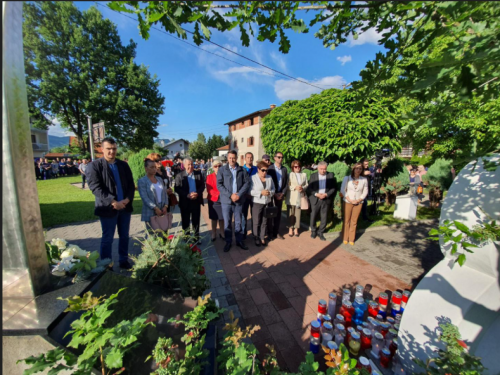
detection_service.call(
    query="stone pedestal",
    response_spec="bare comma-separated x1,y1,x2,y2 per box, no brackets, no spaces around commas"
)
393,195,418,221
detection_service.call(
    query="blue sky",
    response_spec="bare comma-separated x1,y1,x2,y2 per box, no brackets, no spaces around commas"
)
50,2,386,142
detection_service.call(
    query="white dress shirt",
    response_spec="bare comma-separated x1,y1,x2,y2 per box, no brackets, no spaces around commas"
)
318,173,327,195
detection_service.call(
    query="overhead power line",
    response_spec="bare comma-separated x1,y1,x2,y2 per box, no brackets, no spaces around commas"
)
95,2,342,90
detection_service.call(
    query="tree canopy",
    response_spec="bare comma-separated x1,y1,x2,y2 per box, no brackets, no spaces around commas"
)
109,1,500,162
23,1,165,152
261,88,402,165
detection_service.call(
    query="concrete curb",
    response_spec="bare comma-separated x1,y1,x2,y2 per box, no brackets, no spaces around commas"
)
281,212,438,238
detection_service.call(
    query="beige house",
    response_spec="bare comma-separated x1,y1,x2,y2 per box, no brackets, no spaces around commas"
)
225,105,275,164
30,123,49,158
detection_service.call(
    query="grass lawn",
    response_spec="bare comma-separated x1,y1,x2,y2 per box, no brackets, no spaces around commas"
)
37,176,143,229
296,200,441,233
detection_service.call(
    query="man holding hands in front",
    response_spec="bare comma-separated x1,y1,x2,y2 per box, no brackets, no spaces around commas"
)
217,150,250,252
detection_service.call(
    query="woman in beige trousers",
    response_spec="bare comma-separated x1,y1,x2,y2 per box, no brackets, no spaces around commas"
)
285,160,308,237
340,163,368,245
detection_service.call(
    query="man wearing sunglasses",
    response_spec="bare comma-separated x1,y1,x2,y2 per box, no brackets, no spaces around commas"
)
267,152,289,240
217,150,251,252
242,152,258,240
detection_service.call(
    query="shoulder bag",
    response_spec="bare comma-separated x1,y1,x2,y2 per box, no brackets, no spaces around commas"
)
264,203,280,219
150,213,172,232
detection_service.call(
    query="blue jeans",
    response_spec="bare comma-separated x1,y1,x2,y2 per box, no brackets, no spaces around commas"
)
241,197,254,238
99,210,132,263
222,203,243,244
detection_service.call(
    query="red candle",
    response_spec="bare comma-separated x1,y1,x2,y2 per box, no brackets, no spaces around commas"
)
310,320,321,338
339,301,355,327
318,299,327,316
380,348,391,368
389,338,398,358
361,328,372,350
401,290,411,309
378,292,389,311
368,301,379,318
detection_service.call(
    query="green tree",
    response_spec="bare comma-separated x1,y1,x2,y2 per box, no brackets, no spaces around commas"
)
110,1,500,163
189,141,208,161
128,149,155,184
206,134,226,158
23,2,165,153
261,89,402,164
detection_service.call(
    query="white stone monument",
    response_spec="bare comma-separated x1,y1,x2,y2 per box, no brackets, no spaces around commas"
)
393,194,418,221
398,154,500,374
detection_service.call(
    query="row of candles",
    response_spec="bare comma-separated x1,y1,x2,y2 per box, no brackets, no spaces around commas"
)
309,285,411,374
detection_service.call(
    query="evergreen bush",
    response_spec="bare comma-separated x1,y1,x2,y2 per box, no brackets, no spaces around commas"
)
128,148,155,184
328,161,351,187
380,158,409,205
422,158,453,191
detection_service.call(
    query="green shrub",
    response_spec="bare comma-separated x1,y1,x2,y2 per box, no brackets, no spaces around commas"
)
422,158,453,190
128,149,155,185
380,158,410,205
411,154,433,167
303,168,313,181
328,161,351,188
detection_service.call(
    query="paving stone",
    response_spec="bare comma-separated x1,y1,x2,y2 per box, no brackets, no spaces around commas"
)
258,278,280,294
257,303,282,325
232,284,252,301
268,291,292,311
278,307,303,331
277,282,299,298
249,288,271,306
215,284,233,297
281,344,306,372
245,315,272,343
226,294,238,307
267,322,296,351
226,273,243,286
268,271,287,284
288,296,315,317
237,298,260,319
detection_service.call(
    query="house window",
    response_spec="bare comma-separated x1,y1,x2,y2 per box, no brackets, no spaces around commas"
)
250,117,254,125
31,134,36,144
180,144,183,147
241,138,244,143
247,136,254,146
240,155,244,164
234,140,238,148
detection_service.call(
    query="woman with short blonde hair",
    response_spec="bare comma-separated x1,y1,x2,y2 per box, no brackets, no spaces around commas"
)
285,160,308,237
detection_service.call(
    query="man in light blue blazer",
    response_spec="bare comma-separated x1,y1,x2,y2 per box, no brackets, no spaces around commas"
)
217,150,250,252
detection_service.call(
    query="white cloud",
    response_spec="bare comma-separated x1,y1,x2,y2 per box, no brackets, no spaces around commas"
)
347,22,387,46
337,55,352,65
48,118,72,137
274,75,346,101
270,51,287,72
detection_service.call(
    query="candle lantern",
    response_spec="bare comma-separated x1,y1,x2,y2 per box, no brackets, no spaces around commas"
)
358,356,371,373
368,301,379,318
334,324,346,346
342,289,351,303
387,316,396,327
345,326,355,345
401,290,411,312
389,338,398,358
378,292,389,318
391,291,402,317
386,328,398,347
371,332,384,358
353,296,367,326
340,300,355,327
380,348,391,368
380,322,391,338
322,322,333,337
348,332,361,356
355,284,364,299
328,293,337,317
327,341,338,351
310,337,320,354
361,328,372,350
334,313,345,326
322,314,332,328
322,332,333,347
318,299,327,321
310,320,321,338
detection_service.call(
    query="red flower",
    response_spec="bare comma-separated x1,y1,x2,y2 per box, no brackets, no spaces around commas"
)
456,339,468,349
188,331,194,337
191,245,201,254
198,266,205,275
167,235,174,240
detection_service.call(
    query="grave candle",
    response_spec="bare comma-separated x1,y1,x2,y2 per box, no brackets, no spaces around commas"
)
401,290,411,312
355,284,364,299
322,314,332,329
353,296,367,326
380,348,391,368
395,314,402,325
342,289,352,303
334,324,346,346
389,338,398,358
358,356,371,373
334,313,345,326
376,314,384,324
322,322,333,337
386,328,398,347
322,332,333,347
340,300,355,327
361,328,372,350
391,291,402,317
318,299,327,321
380,322,391,338
368,301,379,318
387,317,396,327
345,326,355,345
349,332,361,356
378,292,389,318
310,320,321,338
371,332,384,358
328,292,337,317
394,323,400,332
327,341,339,351
310,337,320,354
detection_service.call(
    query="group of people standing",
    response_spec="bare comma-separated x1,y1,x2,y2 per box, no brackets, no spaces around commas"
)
35,157,89,188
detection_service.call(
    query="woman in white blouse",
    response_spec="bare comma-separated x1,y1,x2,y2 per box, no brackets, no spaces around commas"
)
251,161,275,247
340,162,368,245
285,160,308,237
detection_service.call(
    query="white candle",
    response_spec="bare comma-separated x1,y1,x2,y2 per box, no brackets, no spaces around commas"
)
322,332,333,347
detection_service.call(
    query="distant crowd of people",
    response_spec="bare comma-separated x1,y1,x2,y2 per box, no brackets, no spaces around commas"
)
35,157,89,188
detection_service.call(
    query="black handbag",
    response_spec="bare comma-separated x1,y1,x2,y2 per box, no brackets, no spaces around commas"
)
264,203,280,218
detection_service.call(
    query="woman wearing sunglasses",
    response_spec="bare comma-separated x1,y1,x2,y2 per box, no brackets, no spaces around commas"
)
250,161,276,247
340,162,369,245
285,160,308,237
206,157,225,241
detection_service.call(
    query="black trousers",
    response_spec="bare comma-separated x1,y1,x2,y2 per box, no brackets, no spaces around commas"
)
310,199,330,235
270,197,283,237
252,202,268,241
180,201,201,238
82,174,86,188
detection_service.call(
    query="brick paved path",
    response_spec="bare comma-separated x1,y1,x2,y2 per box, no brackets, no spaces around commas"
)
46,197,441,372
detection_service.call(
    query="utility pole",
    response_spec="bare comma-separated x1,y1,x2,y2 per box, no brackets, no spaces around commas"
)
87,116,95,161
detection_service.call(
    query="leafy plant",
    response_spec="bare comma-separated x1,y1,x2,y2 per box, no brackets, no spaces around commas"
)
128,148,156,184
148,293,224,375
45,241,61,263
422,159,453,191
380,158,410,205
260,89,402,165
414,322,485,374
17,289,152,374
131,230,209,298
429,210,499,266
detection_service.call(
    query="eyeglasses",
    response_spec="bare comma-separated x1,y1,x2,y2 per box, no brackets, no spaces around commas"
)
293,165,300,168
260,169,268,172
275,156,283,159
213,165,220,168
355,167,362,170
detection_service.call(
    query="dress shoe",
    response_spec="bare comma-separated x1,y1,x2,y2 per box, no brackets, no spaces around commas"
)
223,243,231,252
212,237,216,242
237,242,249,250
343,240,348,245
319,234,327,241
311,232,317,239
254,238,261,247
219,233,225,240
349,241,355,246
276,234,285,240
119,261,133,270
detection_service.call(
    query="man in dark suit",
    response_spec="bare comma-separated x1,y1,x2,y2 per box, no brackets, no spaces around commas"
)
86,137,136,269
175,157,205,243
217,150,250,252
267,152,289,240
306,161,336,241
